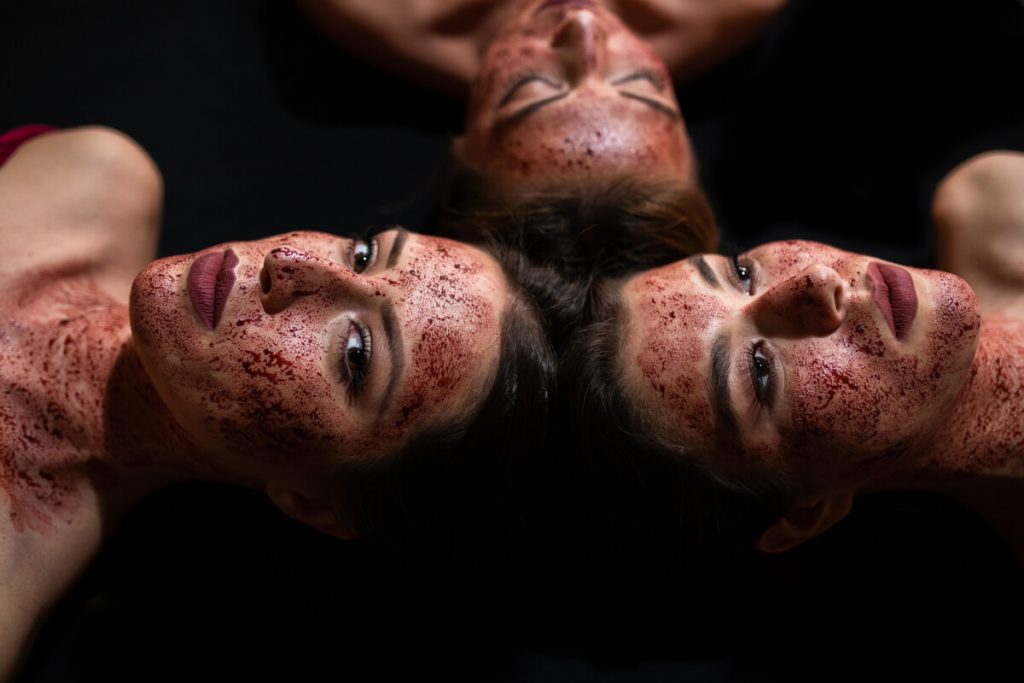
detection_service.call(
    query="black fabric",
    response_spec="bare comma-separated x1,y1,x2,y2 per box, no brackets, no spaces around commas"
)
4,0,1024,680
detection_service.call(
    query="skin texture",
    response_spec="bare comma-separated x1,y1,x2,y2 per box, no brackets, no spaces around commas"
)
619,240,982,496
299,0,787,98
129,230,505,496
458,0,694,191
0,129,513,679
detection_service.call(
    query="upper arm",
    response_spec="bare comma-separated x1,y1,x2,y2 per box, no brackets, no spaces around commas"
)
0,126,163,302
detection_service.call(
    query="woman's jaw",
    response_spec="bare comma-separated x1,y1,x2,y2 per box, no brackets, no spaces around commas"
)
617,240,981,496
128,230,507,491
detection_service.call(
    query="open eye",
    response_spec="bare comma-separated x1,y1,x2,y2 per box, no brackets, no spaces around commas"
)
339,321,372,397
350,239,378,274
731,255,755,295
747,341,774,406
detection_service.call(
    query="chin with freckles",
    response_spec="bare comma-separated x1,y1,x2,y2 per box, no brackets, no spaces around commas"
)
457,0,694,191
128,229,507,498
617,240,981,495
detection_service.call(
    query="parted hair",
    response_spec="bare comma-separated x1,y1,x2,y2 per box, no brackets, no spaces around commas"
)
438,161,718,282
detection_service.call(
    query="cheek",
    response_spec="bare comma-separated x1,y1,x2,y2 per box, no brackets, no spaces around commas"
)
782,316,962,472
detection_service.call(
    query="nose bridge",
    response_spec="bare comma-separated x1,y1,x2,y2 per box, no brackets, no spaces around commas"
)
746,263,847,337
261,246,377,313
551,11,606,79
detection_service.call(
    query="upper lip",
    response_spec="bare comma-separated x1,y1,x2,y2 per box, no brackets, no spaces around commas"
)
867,262,918,341
187,249,239,330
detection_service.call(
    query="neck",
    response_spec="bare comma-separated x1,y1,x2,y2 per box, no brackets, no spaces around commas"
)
918,316,1024,483
1,280,234,533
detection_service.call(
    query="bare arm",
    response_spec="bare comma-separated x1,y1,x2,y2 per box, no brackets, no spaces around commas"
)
0,126,163,303
612,0,788,84
933,151,1024,319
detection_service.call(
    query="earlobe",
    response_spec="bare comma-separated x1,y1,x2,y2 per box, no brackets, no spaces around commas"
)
265,482,359,541
755,493,854,554
450,135,467,161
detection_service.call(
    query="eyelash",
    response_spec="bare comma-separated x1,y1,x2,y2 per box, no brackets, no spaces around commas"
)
622,68,667,90
348,237,378,274
728,253,756,295
500,71,561,105
745,340,774,407
338,320,372,401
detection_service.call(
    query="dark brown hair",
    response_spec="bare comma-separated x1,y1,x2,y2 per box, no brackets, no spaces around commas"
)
559,282,790,587
438,161,718,282
326,243,563,572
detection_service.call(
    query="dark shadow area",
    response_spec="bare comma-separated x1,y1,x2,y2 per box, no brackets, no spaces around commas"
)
3,0,1023,680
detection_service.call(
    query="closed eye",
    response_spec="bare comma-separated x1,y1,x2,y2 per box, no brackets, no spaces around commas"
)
499,72,562,108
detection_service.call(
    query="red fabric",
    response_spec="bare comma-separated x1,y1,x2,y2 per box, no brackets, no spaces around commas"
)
0,124,58,167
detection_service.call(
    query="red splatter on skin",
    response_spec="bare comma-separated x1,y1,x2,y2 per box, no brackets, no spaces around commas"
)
0,272,202,534
462,1,693,191
620,241,982,493
130,230,503,482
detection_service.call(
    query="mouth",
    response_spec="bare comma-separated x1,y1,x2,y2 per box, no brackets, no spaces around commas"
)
187,249,239,330
867,262,918,341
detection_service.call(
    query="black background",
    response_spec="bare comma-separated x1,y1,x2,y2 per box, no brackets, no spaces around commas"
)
3,0,1024,680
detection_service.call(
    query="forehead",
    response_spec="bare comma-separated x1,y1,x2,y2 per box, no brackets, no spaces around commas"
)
385,233,506,430
620,261,726,441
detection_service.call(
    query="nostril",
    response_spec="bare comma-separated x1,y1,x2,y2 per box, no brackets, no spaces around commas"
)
259,265,271,295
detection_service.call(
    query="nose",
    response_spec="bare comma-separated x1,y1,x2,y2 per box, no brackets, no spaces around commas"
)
550,10,606,80
744,264,848,337
259,246,378,314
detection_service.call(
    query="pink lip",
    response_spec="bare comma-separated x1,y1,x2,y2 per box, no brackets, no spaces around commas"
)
187,249,239,330
867,262,918,340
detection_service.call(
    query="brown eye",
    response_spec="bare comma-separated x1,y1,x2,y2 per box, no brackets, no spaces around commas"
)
350,239,378,274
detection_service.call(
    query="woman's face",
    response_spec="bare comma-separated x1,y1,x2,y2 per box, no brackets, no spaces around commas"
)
130,230,506,487
461,0,693,190
617,240,981,494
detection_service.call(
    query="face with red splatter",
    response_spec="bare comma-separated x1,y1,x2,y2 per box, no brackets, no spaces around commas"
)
129,230,505,490
618,240,981,495
459,0,693,190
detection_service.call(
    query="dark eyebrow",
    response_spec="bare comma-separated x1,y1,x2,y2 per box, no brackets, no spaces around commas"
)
387,228,408,269
492,92,570,138
378,300,404,417
694,255,720,288
709,333,739,437
618,92,681,121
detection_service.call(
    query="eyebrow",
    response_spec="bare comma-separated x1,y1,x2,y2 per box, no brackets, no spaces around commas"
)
378,300,405,417
387,228,408,269
693,255,720,288
709,333,739,437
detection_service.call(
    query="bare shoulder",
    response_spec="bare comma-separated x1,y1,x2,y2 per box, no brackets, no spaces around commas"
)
934,151,1024,316
0,126,163,303
297,0,491,97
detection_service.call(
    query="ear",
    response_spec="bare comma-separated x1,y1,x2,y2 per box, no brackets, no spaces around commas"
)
265,482,358,540
755,493,854,554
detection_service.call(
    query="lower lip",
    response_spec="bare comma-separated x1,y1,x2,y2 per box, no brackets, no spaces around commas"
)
187,249,239,330
867,262,918,340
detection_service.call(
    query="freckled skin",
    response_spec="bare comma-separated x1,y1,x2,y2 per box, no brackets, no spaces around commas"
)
620,240,982,493
461,2,693,191
130,230,503,485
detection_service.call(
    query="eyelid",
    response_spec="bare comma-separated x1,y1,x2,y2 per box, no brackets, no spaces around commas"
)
498,72,562,108
611,68,667,91
724,254,758,295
